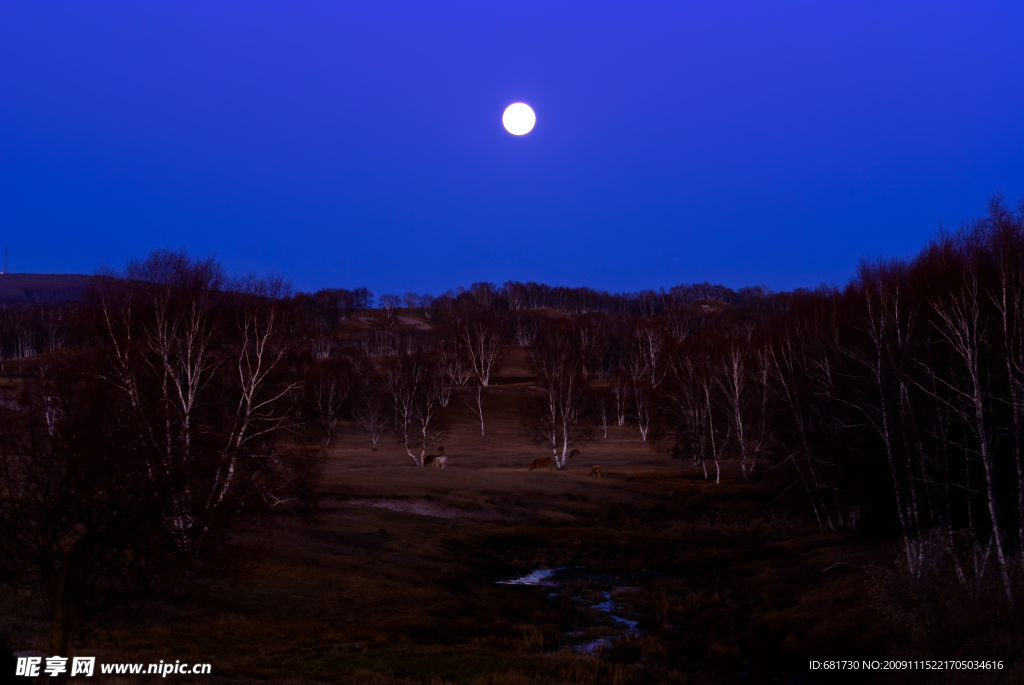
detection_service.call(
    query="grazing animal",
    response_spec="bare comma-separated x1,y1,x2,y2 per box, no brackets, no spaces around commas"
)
568,449,580,460
423,445,445,467
591,465,602,478
431,456,447,469
529,457,553,471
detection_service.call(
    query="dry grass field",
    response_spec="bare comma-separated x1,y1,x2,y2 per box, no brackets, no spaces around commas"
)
2,379,906,684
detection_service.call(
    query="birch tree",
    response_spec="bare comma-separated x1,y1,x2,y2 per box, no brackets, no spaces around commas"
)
435,330,468,407
455,317,506,437
718,336,761,478
353,392,387,449
613,372,629,427
460,317,506,387
90,251,303,552
927,246,1014,604
305,360,353,446
380,354,446,466
526,322,591,468
632,381,653,441
464,377,487,437
627,319,667,388
2,253,314,656
380,294,401,322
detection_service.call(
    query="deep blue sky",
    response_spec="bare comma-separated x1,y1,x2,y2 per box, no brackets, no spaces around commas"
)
2,2,1023,298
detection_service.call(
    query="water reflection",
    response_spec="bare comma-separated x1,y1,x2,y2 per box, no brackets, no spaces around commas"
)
574,590,639,653
496,567,566,585
496,567,641,653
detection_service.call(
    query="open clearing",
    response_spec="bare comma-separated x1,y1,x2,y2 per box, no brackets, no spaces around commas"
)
4,390,892,684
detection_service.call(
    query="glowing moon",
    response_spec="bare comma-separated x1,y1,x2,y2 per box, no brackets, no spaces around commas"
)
502,102,536,135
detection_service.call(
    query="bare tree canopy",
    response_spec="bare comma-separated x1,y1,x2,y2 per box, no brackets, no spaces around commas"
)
1,251,318,655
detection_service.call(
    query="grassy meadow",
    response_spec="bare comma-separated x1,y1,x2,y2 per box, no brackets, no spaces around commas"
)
3,362,902,684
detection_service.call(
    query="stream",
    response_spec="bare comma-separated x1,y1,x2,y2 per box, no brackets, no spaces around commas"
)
496,567,641,654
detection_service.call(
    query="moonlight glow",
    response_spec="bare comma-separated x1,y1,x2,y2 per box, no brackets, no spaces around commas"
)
502,103,536,135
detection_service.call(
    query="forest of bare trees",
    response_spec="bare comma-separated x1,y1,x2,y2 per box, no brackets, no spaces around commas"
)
3,197,1024,652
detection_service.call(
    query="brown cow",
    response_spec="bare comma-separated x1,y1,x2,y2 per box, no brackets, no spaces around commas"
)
591,465,602,478
568,449,580,460
423,446,445,467
529,457,553,471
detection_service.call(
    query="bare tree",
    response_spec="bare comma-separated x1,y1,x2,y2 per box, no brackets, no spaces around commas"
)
696,352,727,484
0,373,180,656
215,275,304,509
510,311,540,346
665,343,729,484
420,294,435,320
460,317,506,387
305,360,353,446
470,282,498,309
435,330,469,408
90,252,301,551
987,211,1024,563
451,317,506,437
362,315,403,357
1,253,314,656
379,294,401,322
766,319,840,530
380,354,446,466
595,389,610,438
40,304,70,353
353,391,387,450
0,365,312,660
3,305,38,359
927,250,1014,604
718,333,767,478
464,377,487,437
632,380,653,441
627,319,667,388
665,303,694,342
526,322,591,468
612,372,629,427
504,281,527,311
577,315,604,379
435,290,455,309
843,261,930,574
294,290,344,359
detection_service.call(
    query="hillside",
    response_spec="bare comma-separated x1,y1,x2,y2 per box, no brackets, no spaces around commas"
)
0,273,91,304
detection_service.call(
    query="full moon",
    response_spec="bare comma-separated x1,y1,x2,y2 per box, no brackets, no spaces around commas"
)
502,102,536,135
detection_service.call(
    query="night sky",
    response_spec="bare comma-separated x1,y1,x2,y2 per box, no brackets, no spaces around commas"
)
2,2,1023,297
